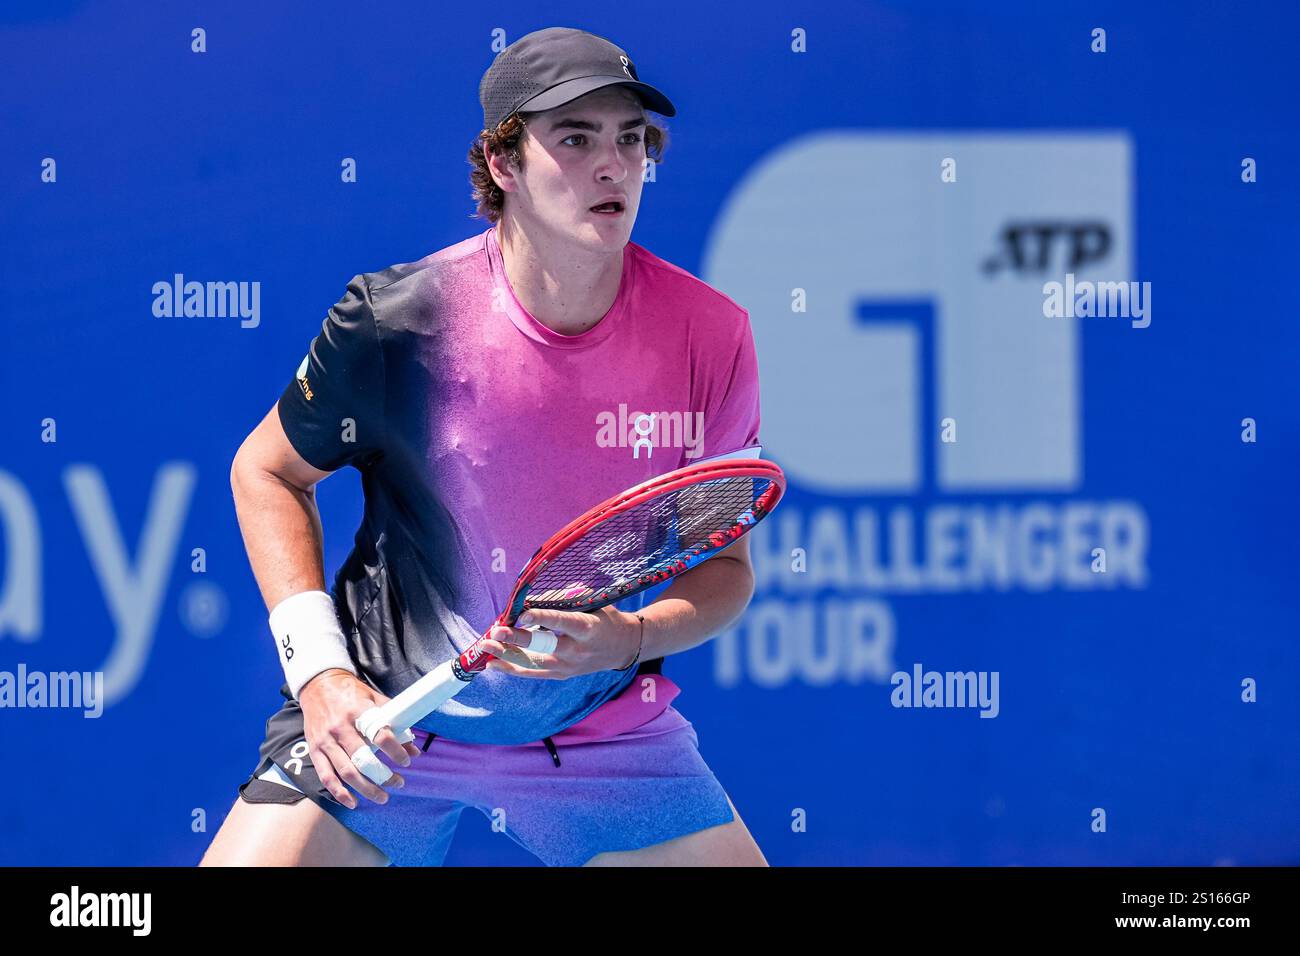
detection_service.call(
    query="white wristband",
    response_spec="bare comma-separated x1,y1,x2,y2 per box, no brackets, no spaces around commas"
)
268,590,358,699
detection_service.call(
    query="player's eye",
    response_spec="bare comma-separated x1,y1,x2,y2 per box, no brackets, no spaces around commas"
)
561,133,644,147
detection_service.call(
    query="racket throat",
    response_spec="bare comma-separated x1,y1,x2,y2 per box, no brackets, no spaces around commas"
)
450,658,480,682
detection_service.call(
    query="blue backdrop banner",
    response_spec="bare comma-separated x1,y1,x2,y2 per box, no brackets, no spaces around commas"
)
1,1,1297,865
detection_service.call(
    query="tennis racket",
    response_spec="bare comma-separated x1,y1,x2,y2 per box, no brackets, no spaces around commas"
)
350,452,786,784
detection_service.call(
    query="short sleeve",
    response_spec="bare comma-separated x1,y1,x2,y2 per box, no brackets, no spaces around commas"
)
277,274,387,472
691,310,762,463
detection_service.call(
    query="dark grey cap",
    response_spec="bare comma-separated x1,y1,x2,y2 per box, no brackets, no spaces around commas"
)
480,26,676,131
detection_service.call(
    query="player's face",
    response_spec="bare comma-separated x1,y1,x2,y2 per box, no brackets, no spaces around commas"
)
511,87,648,252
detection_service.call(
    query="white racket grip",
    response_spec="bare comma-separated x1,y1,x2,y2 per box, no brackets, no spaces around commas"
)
355,659,470,744
349,712,416,786
350,660,471,786
353,710,416,747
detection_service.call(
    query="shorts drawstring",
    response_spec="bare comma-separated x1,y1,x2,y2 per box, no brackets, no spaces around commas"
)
412,729,561,767
542,736,561,768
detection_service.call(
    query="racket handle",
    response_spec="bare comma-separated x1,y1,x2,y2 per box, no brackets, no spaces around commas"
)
348,623,535,785
350,659,472,785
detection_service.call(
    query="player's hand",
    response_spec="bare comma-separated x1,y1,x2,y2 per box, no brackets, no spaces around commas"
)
297,669,422,808
479,606,642,679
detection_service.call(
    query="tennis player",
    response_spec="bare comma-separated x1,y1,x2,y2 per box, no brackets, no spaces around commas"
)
201,26,767,867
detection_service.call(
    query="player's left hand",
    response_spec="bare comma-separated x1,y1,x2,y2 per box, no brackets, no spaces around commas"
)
479,606,641,679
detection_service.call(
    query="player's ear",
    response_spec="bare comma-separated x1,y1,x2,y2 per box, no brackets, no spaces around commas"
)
486,136,525,194
485,143,509,191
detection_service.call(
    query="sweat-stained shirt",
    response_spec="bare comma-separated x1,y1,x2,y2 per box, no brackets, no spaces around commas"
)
276,223,761,744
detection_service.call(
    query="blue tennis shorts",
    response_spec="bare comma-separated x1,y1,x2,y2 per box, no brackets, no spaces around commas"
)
237,674,736,866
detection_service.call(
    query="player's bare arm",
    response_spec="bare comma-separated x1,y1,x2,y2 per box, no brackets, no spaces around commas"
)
229,404,420,808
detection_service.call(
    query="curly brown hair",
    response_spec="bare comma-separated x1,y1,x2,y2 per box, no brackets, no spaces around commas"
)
467,110,669,223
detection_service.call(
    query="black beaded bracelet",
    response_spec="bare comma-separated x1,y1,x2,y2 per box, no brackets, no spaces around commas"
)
617,613,645,672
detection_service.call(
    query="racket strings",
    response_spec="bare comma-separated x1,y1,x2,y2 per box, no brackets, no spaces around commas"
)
525,475,775,609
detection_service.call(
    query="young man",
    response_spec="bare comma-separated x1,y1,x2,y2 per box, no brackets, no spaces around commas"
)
201,26,767,866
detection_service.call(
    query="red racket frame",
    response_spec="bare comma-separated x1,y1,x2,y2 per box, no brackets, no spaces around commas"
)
456,458,786,676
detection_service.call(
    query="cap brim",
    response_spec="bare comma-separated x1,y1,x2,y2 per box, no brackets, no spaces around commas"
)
518,75,676,118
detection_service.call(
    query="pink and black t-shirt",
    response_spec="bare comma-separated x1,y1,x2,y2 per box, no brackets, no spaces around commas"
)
277,224,761,744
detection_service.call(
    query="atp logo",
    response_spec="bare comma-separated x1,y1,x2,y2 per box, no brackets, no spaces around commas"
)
702,132,1149,689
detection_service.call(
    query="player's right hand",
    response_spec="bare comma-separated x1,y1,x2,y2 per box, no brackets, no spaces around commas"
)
297,669,421,808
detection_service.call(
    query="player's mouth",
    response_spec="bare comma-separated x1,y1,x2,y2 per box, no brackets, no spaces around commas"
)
588,200,625,216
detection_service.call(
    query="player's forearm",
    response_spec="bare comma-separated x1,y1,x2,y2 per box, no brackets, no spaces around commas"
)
636,556,755,660
230,457,328,613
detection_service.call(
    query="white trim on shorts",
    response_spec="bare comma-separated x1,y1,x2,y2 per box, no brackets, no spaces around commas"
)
258,762,305,794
